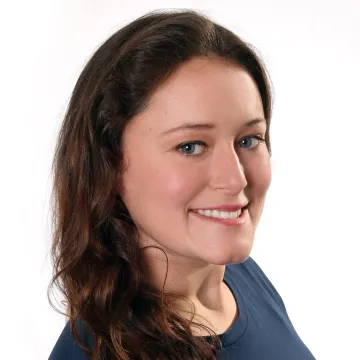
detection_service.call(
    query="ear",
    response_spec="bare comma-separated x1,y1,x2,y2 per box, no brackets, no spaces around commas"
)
115,170,124,196
115,150,130,197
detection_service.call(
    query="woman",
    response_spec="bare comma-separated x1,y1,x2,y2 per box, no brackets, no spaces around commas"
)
48,9,316,360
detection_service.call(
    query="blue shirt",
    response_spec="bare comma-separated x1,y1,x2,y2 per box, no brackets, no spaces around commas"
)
49,257,316,359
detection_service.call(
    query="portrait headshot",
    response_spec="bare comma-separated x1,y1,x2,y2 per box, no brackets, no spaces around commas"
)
44,6,360,360
1,2,358,360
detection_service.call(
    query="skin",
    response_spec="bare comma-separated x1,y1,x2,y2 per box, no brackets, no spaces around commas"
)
118,56,272,334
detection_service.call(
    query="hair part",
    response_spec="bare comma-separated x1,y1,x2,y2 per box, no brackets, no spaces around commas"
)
48,8,273,360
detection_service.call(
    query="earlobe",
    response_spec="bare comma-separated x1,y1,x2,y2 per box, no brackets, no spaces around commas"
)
115,168,124,196
115,177,123,197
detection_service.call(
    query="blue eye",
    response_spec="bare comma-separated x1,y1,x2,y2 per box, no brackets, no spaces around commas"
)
238,136,265,150
176,141,206,156
176,136,266,158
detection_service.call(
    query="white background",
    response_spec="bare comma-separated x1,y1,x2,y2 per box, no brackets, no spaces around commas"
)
0,1,359,359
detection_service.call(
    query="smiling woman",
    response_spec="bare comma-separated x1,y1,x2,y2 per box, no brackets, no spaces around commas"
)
48,9,316,360
119,57,270,268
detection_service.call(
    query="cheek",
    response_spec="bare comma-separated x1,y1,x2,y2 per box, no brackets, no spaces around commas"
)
152,162,202,204
246,154,272,193
121,158,204,247
123,157,202,211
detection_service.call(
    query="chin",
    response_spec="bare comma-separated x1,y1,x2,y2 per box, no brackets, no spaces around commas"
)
204,244,253,266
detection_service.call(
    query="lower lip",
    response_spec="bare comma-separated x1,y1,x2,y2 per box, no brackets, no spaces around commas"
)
190,207,249,227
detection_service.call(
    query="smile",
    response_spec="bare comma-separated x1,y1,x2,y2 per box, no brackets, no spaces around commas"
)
190,206,249,226
193,209,242,219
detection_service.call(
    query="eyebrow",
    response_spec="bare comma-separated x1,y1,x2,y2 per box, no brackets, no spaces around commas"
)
161,117,266,135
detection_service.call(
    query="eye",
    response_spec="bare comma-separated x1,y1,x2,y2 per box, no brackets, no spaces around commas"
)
238,135,266,150
176,141,206,157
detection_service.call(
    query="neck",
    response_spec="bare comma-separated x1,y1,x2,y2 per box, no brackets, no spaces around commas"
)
139,246,239,336
140,246,227,311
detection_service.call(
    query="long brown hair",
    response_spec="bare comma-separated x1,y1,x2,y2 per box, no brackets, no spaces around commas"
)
48,9,273,360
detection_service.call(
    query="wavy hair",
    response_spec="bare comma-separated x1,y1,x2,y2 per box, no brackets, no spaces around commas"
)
48,9,273,360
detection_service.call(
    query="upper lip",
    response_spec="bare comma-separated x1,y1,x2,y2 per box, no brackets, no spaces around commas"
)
191,203,249,212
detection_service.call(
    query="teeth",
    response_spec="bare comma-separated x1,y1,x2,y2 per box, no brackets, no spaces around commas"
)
195,209,242,219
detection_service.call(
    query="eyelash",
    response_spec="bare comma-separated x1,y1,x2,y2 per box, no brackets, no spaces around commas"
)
176,135,266,158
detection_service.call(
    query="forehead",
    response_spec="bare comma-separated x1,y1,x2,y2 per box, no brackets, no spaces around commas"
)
128,57,264,134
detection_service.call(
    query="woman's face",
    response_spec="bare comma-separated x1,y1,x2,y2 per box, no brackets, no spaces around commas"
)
119,57,271,266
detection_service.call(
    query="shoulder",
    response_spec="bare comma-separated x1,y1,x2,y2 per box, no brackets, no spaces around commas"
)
48,320,94,360
226,256,287,311
225,255,267,279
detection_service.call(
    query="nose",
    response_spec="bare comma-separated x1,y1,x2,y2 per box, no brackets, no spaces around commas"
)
208,145,247,195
